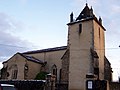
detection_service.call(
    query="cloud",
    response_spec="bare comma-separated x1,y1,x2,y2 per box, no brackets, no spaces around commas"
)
0,12,34,61
0,12,25,33
0,13,12,31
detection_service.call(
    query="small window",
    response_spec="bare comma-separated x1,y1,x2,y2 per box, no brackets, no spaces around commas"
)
11,70,18,79
79,24,82,33
52,65,57,76
11,65,18,79
94,68,99,78
53,69,57,75
99,28,100,38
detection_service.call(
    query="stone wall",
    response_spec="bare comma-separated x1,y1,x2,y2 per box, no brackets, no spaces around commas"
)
110,82,120,90
61,49,69,84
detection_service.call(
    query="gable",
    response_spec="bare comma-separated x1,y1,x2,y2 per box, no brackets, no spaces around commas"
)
3,53,26,64
3,53,44,65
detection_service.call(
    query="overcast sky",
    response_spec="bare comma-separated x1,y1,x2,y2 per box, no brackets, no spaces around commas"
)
0,0,120,81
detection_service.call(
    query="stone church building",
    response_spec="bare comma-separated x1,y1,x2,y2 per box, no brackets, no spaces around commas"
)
1,4,112,90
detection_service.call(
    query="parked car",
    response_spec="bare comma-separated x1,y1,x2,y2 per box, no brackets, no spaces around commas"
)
0,84,17,90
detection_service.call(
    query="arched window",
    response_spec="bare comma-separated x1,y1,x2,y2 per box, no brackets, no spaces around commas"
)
11,64,18,79
51,64,57,80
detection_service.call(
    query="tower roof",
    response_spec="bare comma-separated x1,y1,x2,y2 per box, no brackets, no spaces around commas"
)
76,4,95,21
68,4,106,30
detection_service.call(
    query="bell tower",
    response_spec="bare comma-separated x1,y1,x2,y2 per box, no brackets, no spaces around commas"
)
67,4,106,90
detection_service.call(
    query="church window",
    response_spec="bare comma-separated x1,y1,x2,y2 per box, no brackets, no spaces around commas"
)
59,69,62,82
99,27,100,38
11,70,18,79
94,67,99,78
79,24,82,33
52,65,57,75
53,69,57,75
10,64,18,79
51,64,57,81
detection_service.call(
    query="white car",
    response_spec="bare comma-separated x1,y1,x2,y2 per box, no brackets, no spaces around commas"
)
0,84,17,90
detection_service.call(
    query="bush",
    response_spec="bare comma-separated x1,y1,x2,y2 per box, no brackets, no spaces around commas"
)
35,72,48,80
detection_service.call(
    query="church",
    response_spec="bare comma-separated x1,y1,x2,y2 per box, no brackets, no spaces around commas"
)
1,4,112,90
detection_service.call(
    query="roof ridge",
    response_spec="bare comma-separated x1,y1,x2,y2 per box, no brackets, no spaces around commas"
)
22,46,67,54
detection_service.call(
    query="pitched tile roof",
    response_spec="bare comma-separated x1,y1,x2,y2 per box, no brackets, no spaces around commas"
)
76,3,95,21
23,46,67,54
68,4,106,31
18,53,44,64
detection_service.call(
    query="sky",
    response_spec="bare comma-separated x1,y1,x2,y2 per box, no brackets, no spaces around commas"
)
0,0,120,81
